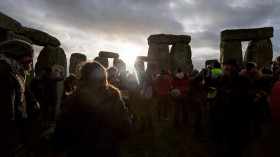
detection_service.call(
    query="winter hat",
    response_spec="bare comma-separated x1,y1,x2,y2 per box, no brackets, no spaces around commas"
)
0,39,34,61
245,62,257,71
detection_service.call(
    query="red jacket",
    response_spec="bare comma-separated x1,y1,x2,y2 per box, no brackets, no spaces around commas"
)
172,72,189,92
154,75,171,95
270,79,280,124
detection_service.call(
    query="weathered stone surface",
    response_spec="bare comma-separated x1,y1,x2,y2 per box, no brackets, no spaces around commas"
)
69,53,87,79
0,31,32,44
113,58,126,73
221,27,273,41
148,34,191,45
220,41,243,69
134,59,145,70
0,11,23,33
35,46,67,76
136,56,149,62
244,39,273,69
99,51,119,59
23,27,61,47
34,46,67,111
147,43,170,74
94,57,109,68
170,43,193,72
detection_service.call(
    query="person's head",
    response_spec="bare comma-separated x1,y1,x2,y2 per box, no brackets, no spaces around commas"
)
213,62,221,69
160,69,168,75
127,73,136,81
176,67,183,73
0,39,34,72
222,59,239,76
68,73,76,82
107,66,118,77
275,56,280,66
78,61,108,90
245,62,257,71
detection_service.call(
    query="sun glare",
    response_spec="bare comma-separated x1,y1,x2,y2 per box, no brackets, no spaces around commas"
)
120,52,138,72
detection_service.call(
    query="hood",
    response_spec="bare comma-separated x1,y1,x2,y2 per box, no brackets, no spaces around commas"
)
239,69,262,83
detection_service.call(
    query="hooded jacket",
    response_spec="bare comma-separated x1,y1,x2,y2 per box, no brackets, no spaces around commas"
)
0,54,28,156
0,40,34,156
172,72,189,93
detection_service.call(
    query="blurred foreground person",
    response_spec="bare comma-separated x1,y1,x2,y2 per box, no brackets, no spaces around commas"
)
0,39,34,156
213,59,249,157
51,61,133,157
270,76,280,125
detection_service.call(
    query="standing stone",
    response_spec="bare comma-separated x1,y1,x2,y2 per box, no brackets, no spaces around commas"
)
94,56,109,68
170,43,193,73
147,43,169,74
244,39,273,69
35,46,67,76
35,45,67,113
69,53,87,79
220,41,243,69
134,58,145,71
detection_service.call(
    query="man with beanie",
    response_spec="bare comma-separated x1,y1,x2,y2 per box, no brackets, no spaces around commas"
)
0,39,34,156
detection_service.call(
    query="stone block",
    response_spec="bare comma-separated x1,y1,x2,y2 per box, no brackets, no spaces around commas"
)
23,27,61,47
148,34,191,45
0,11,23,33
99,51,119,59
221,27,273,41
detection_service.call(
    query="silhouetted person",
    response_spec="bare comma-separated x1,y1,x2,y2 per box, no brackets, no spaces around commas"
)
154,69,172,120
41,66,64,125
171,67,190,128
107,66,120,87
0,39,34,156
213,59,249,157
240,62,270,139
51,61,133,157
61,73,77,110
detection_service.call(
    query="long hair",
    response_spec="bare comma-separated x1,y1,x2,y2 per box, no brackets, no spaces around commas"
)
77,61,108,91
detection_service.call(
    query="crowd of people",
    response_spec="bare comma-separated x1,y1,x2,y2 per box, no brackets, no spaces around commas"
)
1,39,280,157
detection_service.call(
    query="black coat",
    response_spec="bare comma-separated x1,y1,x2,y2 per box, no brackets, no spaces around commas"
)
51,85,133,157
0,60,28,156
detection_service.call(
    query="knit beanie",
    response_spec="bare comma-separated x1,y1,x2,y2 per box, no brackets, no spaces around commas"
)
0,39,34,61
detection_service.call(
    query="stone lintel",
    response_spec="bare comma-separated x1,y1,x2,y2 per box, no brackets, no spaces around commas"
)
99,51,119,59
23,27,61,47
0,11,23,33
148,34,191,45
221,27,273,41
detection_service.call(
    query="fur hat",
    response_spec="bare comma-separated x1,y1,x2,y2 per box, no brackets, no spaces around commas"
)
0,39,34,61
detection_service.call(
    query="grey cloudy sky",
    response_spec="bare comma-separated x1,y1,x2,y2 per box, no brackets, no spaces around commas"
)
1,0,280,71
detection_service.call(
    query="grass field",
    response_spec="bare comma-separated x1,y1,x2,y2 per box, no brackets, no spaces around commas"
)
29,102,280,157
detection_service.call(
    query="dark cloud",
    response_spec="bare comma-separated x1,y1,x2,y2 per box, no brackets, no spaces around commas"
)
0,0,280,69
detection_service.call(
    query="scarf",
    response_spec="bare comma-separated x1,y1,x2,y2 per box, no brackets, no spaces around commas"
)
0,54,27,118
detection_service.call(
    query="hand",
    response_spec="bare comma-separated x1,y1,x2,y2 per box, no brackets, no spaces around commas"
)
33,102,40,111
